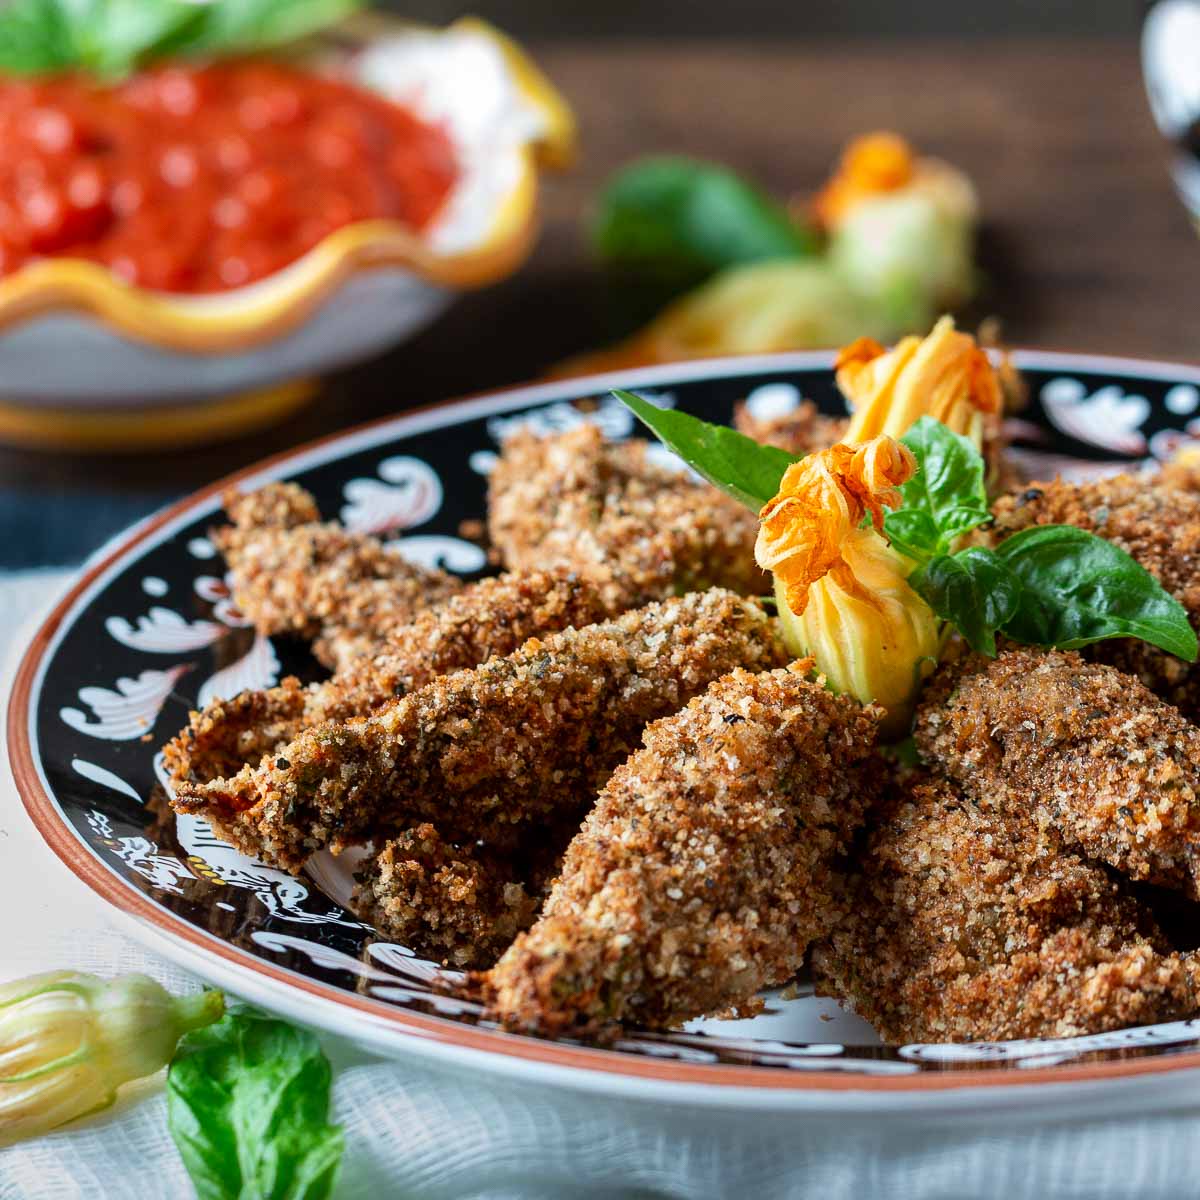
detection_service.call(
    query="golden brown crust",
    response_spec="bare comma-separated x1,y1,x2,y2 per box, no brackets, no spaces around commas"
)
171,590,789,873
351,825,540,969
163,676,310,788
481,667,882,1039
812,774,1196,1043
1158,451,1200,494
732,399,847,456
487,426,764,610
223,480,320,530
163,570,612,786
214,482,462,663
990,475,1200,719
915,648,1200,897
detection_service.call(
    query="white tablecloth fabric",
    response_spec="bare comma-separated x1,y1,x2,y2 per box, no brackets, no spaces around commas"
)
4,568,1200,1200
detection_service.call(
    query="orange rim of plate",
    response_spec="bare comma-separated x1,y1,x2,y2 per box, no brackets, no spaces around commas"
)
12,350,1200,1095
0,18,575,355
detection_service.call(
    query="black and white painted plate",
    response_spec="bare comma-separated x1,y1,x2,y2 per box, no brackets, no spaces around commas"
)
13,350,1200,1108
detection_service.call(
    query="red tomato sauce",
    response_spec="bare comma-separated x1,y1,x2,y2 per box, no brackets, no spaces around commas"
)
0,60,458,293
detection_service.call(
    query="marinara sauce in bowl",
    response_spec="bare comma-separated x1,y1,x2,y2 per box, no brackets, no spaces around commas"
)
0,59,459,294
0,18,574,447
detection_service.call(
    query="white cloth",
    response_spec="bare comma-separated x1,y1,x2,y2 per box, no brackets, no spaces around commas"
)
4,569,1200,1200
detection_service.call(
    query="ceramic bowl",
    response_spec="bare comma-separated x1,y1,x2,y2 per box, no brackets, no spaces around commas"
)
0,17,574,421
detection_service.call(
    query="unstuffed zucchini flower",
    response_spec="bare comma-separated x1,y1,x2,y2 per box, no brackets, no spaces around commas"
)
815,133,980,329
0,971,223,1146
839,314,1002,447
756,435,940,734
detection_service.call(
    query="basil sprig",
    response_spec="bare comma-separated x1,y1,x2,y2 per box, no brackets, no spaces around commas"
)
912,547,1021,657
614,392,1198,663
0,0,362,80
882,416,991,559
994,525,1198,657
167,1009,344,1200
885,417,1197,661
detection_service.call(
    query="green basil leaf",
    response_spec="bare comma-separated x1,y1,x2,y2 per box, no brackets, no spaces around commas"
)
0,0,77,75
167,1010,344,1200
995,525,1199,662
897,416,991,552
881,508,941,561
594,157,817,296
68,0,208,78
0,0,361,79
912,547,1022,657
614,388,799,510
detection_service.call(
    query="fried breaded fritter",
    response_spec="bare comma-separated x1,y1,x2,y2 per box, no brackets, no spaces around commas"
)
487,425,764,610
215,482,462,666
732,398,847,456
481,667,882,1039
1158,447,1200,494
223,480,320,530
812,774,1197,1043
172,590,788,873
915,649,1200,898
163,570,611,786
990,475,1200,719
351,825,541,969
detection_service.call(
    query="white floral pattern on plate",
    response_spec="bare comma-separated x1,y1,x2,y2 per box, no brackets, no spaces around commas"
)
340,455,443,534
338,453,484,569
174,813,364,927
86,810,194,895
196,635,280,708
1041,377,1151,455
105,607,225,654
61,665,192,740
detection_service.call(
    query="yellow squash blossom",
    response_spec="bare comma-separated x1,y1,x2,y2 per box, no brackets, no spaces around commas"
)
813,133,979,320
0,971,223,1146
810,132,918,230
839,314,1002,448
756,435,940,734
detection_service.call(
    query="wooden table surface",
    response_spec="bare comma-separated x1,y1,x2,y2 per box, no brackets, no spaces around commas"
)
5,37,1199,568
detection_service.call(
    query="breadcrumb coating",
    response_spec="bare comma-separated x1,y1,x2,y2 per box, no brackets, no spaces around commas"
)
171,590,788,872
990,475,1200,719
915,649,1200,897
481,667,882,1039
351,825,540,969
487,425,764,610
214,482,462,664
163,570,611,785
1158,449,1200,494
812,774,1196,1043
223,480,320,530
732,399,847,456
